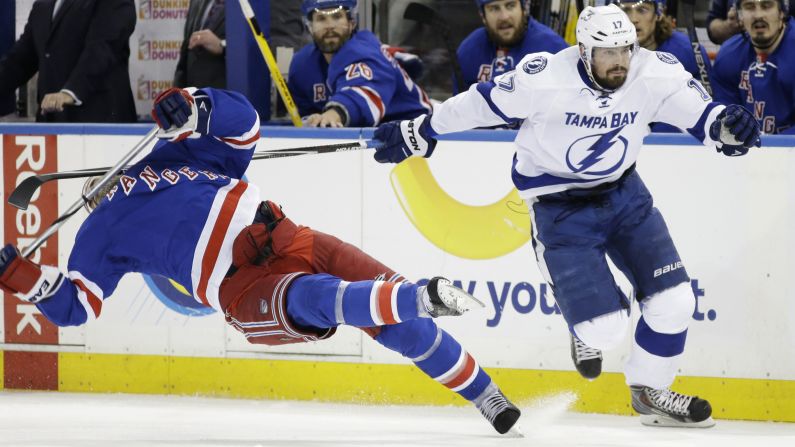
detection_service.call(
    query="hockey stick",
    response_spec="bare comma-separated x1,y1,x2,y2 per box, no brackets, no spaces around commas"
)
8,139,382,211
237,0,303,127
403,2,466,92
681,0,713,96
19,127,159,258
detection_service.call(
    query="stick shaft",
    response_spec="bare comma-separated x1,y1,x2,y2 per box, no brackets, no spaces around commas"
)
20,127,159,258
8,139,380,212
682,0,713,96
238,0,303,127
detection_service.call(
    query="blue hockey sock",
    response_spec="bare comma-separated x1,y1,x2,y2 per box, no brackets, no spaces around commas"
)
375,318,492,402
286,273,423,329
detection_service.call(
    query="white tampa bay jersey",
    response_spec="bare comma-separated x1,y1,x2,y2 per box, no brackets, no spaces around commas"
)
429,46,725,198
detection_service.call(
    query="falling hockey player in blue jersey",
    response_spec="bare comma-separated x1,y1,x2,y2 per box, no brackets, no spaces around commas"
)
455,0,568,93
0,87,521,435
372,4,761,428
287,0,432,128
712,0,795,134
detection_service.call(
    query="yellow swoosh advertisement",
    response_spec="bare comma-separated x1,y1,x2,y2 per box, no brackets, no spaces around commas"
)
390,157,531,260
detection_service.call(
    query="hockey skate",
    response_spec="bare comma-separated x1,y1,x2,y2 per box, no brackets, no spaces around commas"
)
570,333,602,379
630,385,715,428
475,384,522,435
422,277,485,317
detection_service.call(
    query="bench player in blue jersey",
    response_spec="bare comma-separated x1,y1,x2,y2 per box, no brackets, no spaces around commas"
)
0,87,521,435
287,0,432,128
372,4,761,428
609,0,714,133
712,0,795,134
455,0,568,93
708,0,794,44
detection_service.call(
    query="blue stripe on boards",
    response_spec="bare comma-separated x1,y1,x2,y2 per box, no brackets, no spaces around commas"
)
1,125,792,146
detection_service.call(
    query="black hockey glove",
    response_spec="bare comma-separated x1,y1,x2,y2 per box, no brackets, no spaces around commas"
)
709,105,761,157
373,115,437,164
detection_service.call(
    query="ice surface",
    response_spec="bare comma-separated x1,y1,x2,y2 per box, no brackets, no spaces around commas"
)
0,391,792,447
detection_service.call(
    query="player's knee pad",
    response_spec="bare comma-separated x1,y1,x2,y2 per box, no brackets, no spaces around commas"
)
640,282,695,334
375,318,438,359
572,309,630,350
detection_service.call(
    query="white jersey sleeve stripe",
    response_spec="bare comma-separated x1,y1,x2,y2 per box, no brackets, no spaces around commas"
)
68,271,105,321
217,114,261,150
349,86,385,124
191,179,260,311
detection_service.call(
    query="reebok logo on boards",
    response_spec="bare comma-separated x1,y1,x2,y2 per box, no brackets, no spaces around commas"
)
653,261,683,278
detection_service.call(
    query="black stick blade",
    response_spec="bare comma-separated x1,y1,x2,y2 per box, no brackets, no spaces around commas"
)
7,168,109,210
7,176,44,210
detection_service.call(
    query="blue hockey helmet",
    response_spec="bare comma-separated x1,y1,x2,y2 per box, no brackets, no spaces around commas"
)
301,0,357,20
734,0,790,12
475,0,529,12
607,0,666,16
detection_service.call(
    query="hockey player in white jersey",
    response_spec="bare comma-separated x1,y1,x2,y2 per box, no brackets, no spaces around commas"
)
372,4,761,428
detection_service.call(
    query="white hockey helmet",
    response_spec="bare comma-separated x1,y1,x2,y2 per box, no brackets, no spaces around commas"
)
576,4,638,91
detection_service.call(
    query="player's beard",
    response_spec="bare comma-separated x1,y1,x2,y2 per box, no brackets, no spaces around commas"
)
748,18,783,49
595,66,628,90
314,29,352,54
486,15,528,47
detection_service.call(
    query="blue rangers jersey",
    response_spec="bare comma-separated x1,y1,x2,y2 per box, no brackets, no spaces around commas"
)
454,17,568,93
428,46,724,198
287,30,432,127
652,31,713,132
35,88,262,326
712,18,795,134
657,31,712,83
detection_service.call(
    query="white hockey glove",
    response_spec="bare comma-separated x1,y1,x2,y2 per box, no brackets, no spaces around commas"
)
151,88,202,142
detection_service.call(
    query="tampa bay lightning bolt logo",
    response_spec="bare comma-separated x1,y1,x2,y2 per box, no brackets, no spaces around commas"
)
522,56,548,75
565,126,629,175
656,51,679,65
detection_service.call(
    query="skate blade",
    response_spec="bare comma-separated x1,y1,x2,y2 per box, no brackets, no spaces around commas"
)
504,426,525,438
639,414,716,428
439,283,486,312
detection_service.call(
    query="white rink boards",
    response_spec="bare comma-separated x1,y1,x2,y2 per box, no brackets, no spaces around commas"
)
0,125,794,423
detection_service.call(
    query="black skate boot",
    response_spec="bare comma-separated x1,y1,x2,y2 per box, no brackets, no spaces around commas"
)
474,384,521,435
422,277,485,317
630,385,715,428
570,333,602,379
